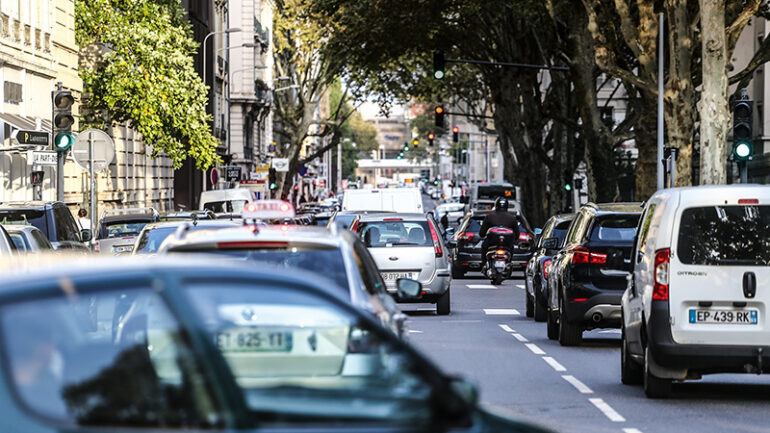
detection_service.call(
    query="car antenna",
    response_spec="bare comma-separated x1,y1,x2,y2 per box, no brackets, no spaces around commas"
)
192,212,199,226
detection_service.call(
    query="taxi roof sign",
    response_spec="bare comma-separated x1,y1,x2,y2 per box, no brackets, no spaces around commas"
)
242,200,295,220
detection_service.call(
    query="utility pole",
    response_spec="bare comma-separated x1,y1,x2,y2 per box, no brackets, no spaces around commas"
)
656,13,665,190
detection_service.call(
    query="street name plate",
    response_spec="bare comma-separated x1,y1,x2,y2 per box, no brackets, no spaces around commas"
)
13,129,49,145
26,150,57,166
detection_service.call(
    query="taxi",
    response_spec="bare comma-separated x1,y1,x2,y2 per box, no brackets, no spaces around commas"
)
158,200,411,337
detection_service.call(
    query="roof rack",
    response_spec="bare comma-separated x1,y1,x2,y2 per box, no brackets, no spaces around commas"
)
100,207,159,220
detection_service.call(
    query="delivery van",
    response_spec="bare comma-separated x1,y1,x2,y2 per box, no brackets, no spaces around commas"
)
342,188,423,213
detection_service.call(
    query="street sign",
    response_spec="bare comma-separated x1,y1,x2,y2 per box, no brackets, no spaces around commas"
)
71,129,115,172
242,200,295,220
273,158,289,172
268,142,277,154
26,150,57,166
11,129,49,146
252,164,270,180
210,168,220,185
225,166,242,182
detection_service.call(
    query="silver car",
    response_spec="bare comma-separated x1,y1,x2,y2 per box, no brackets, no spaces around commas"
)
356,213,452,315
5,225,53,253
94,207,160,254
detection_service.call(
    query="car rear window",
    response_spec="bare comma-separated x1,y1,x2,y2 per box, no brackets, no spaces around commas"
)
0,209,47,236
590,215,640,241
203,200,247,214
101,221,149,239
677,205,770,266
359,220,432,247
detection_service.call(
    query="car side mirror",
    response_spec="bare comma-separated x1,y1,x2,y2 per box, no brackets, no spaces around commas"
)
445,227,455,236
534,228,542,236
396,278,421,300
542,237,558,250
80,229,91,243
449,376,479,407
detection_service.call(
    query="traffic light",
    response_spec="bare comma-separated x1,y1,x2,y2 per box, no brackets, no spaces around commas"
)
434,105,444,127
563,170,572,191
53,89,75,152
404,143,410,152
413,138,419,148
433,50,445,80
268,167,278,190
428,133,435,147
452,126,459,143
574,178,583,190
732,98,754,160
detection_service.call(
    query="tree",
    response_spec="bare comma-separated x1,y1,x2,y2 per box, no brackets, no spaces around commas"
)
75,0,219,169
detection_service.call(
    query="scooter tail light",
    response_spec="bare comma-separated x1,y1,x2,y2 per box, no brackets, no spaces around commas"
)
653,248,670,301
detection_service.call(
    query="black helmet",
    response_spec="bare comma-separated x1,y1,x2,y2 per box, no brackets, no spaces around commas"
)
494,197,509,211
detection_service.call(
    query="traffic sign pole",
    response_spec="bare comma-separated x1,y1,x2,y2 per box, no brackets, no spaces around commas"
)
89,133,96,238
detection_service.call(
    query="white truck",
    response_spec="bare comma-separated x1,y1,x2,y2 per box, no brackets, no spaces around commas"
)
342,188,424,213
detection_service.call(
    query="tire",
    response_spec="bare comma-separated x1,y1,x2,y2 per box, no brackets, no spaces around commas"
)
525,293,534,317
558,297,582,346
621,326,643,385
533,288,547,322
644,347,672,398
451,266,465,279
492,275,504,285
436,289,451,315
547,311,558,340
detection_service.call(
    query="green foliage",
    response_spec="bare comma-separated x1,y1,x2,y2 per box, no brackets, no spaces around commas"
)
410,108,446,138
75,0,219,169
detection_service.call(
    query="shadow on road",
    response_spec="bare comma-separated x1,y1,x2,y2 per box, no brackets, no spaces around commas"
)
673,381,770,401
579,337,621,348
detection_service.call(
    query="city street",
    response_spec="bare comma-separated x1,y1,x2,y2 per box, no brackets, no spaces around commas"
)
403,274,770,433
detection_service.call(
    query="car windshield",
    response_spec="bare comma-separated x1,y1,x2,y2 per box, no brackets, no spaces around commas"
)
8,232,28,250
102,221,149,239
135,227,177,253
359,220,432,247
0,209,47,235
0,288,221,427
203,200,248,214
677,205,770,266
332,214,356,228
184,282,433,425
590,215,640,242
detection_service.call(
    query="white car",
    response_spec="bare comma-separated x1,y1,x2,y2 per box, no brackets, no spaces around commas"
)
621,185,770,398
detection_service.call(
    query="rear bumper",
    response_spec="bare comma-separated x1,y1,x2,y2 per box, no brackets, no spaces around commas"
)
563,285,623,328
647,301,770,374
388,272,450,303
454,249,483,270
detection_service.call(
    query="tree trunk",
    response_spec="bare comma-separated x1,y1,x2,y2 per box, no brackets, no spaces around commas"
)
635,94,659,200
698,0,729,185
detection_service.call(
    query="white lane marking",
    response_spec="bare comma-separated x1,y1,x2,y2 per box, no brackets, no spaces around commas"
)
407,330,423,334
515,284,525,290
562,375,593,394
498,324,516,333
511,333,529,342
483,308,520,315
467,284,497,289
442,320,481,323
542,356,567,372
525,343,546,355
416,307,436,311
599,329,622,334
589,398,626,422
623,429,644,433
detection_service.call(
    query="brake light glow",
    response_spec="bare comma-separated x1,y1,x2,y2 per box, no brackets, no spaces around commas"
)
572,298,588,302
543,258,552,280
571,247,607,265
427,219,443,257
490,227,514,234
653,248,670,301
383,218,403,222
519,232,533,242
738,198,759,204
495,249,506,255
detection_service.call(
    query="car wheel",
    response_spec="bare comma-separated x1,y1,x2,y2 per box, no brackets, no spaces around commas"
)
525,293,534,317
558,297,582,346
644,346,672,398
436,289,451,315
547,311,558,340
621,325,643,385
451,266,465,279
533,286,547,322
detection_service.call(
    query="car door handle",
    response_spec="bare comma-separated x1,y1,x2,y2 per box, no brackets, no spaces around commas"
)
389,256,399,261
743,272,756,298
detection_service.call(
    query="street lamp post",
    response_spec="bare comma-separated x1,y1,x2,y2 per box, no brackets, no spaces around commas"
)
202,28,242,87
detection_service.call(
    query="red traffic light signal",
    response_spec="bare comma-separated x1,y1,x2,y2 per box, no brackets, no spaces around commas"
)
452,127,459,143
434,105,445,127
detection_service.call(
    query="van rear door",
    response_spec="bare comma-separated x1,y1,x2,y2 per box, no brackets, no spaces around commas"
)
669,196,770,346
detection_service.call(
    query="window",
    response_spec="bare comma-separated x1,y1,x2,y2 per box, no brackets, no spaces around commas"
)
636,204,657,261
53,206,81,242
566,213,586,245
100,221,150,239
589,215,640,241
360,220,432,247
0,288,220,427
3,81,22,104
8,233,28,250
677,205,770,266
353,240,386,295
0,209,48,237
31,229,52,250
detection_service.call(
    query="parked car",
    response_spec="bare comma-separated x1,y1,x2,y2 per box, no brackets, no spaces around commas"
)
0,201,87,251
547,203,641,346
93,207,160,254
5,225,53,253
132,219,240,255
621,185,770,398
0,255,552,433
525,214,574,324
0,224,16,255
327,210,389,230
449,209,534,278
356,212,452,314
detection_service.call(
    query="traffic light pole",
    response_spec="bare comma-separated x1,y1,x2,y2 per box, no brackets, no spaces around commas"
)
738,161,748,184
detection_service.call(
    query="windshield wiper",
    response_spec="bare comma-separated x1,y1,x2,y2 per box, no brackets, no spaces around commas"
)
387,242,420,246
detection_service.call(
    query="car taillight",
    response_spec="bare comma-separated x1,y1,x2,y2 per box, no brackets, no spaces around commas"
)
571,246,606,265
351,219,359,232
653,248,670,301
93,240,100,253
543,258,552,280
519,232,533,242
458,232,475,241
427,219,443,257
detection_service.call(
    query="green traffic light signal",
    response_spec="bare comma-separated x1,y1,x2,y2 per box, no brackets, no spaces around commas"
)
269,182,278,190
564,183,572,192
54,133,75,152
733,141,753,160
433,50,445,80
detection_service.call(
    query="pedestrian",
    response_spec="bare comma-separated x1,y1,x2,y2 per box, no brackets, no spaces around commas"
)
77,209,91,232
440,212,449,231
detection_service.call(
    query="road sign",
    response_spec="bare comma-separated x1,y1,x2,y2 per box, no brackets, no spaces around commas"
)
210,168,220,185
71,129,115,172
272,158,289,172
225,166,242,182
11,129,49,146
26,150,57,166
268,142,277,154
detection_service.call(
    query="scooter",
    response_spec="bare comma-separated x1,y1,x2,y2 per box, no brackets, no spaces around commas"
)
483,226,515,285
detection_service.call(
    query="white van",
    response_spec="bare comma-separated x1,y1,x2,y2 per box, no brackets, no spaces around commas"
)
621,185,770,398
199,188,255,214
342,188,423,213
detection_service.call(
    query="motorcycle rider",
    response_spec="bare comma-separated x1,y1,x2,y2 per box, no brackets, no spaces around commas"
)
480,197,520,267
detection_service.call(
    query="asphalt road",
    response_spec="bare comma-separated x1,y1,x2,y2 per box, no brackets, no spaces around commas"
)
414,196,770,433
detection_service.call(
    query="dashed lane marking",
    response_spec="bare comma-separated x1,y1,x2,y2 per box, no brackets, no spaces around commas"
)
562,375,593,394
467,284,498,289
542,356,567,372
483,308,520,315
416,307,436,311
498,324,515,333
407,330,423,334
623,429,643,433
589,398,626,422
515,284,526,290
511,333,529,342
599,329,622,334
525,343,546,355
442,320,481,323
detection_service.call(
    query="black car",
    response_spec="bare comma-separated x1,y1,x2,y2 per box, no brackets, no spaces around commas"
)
450,210,534,278
524,213,574,323
0,201,87,251
547,203,641,346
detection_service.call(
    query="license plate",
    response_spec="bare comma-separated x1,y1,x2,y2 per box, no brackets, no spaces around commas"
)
114,245,133,253
216,328,293,352
688,309,758,325
381,272,415,282
494,261,506,269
